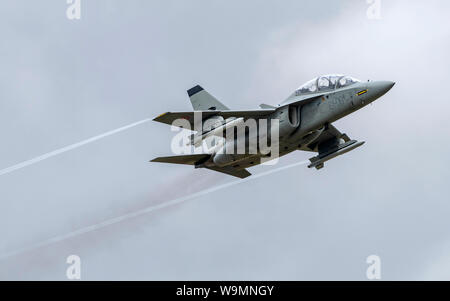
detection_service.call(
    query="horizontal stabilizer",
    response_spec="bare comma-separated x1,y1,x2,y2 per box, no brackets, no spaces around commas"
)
151,154,210,166
206,166,251,179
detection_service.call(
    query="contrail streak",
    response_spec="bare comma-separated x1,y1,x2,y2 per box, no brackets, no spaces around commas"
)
0,118,152,177
0,160,309,261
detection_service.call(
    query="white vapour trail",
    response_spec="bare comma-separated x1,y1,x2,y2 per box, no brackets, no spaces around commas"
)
0,160,309,261
0,118,152,177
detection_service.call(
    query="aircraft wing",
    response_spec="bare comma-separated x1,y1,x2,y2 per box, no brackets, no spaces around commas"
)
153,109,275,128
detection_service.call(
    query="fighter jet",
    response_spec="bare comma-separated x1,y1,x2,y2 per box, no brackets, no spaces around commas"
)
152,75,394,178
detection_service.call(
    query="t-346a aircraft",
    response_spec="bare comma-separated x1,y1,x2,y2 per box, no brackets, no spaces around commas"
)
152,75,394,178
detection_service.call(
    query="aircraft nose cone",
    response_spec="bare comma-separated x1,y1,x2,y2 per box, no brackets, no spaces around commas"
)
369,80,395,100
382,81,395,91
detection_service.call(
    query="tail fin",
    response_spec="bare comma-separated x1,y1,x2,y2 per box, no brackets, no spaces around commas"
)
187,85,230,111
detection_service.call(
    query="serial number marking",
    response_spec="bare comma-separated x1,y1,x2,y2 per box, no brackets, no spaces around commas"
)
219,285,275,296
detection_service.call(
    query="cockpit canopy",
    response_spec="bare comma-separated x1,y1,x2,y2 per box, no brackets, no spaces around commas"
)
295,74,361,95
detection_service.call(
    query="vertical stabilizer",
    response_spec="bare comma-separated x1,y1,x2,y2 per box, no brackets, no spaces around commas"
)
187,85,230,111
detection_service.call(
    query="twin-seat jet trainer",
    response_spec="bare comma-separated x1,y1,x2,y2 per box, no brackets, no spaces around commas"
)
152,75,395,178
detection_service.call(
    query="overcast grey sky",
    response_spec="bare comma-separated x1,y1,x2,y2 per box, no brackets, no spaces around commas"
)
1,0,450,280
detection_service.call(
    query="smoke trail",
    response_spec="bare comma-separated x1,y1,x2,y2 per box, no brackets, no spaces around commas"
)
0,159,309,261
0,118,152,177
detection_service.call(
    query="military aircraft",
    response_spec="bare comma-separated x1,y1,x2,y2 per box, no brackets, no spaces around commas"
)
152,75,395,178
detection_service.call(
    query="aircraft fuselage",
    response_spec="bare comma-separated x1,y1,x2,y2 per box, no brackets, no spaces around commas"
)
205,81,394,170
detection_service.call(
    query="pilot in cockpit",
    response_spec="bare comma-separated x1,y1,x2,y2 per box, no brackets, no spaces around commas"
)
296,74,361,95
